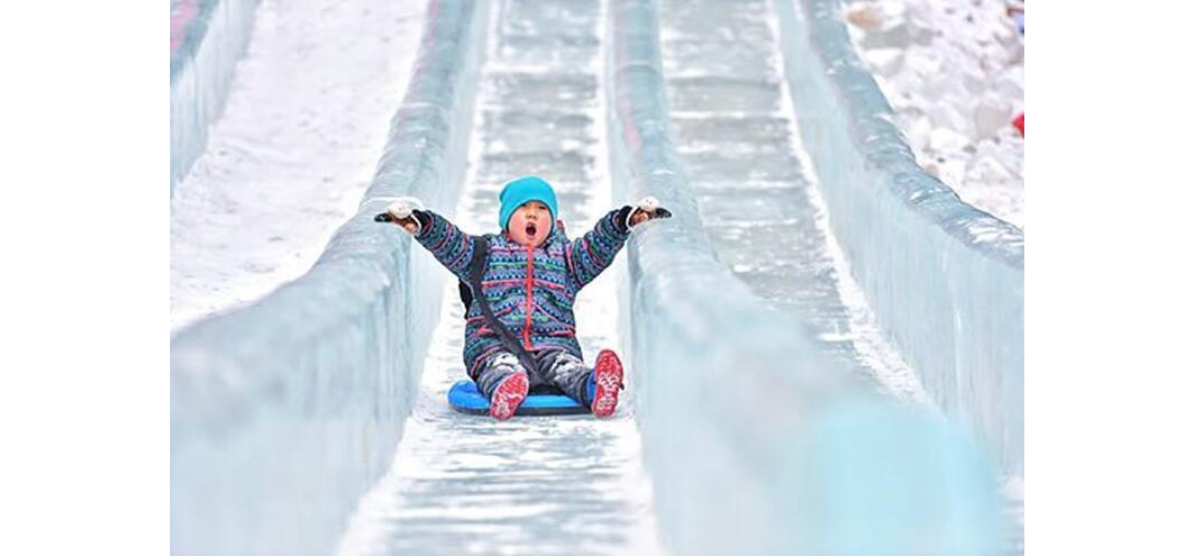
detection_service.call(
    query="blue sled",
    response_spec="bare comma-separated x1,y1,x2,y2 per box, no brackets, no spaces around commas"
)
448,380,590,416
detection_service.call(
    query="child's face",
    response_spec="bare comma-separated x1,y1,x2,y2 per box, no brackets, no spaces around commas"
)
508,201,552,248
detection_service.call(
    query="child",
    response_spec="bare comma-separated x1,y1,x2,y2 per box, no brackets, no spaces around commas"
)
384,176,668,420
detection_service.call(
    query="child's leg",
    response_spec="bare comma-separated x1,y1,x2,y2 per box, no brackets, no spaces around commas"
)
589,349,624,419
475,351,529,420
537,350,593,405
539,349,623,417
474,352,523,398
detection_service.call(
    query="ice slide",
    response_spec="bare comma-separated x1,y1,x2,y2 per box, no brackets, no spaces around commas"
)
171,0,1022,554
171,0,261,196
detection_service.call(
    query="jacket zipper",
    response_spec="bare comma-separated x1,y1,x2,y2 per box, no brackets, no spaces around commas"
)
523,244,534,350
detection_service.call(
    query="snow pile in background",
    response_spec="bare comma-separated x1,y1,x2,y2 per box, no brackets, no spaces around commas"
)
844,0,1024,228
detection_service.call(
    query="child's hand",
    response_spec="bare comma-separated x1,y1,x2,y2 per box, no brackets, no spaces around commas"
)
394,215,420,234
372,197,425,234
628,196,671,227
389,198,424,234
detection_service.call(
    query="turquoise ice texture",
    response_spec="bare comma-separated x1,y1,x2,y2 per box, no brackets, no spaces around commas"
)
170,0,261,196
170,0,1021,554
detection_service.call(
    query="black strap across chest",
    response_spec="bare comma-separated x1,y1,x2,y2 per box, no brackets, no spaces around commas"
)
464,237,541,376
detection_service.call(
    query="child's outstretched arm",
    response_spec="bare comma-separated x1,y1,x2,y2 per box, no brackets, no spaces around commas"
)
380,197,479,281
568,196,670,288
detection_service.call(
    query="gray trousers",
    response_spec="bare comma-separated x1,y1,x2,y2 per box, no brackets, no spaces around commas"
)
475,349,592,405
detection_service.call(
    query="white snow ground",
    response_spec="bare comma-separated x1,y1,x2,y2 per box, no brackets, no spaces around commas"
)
170,0,427,332
845,0,1025,229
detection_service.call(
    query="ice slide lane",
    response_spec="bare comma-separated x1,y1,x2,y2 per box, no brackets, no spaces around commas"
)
774,0,1023,550
781,0,1024,483
655,0,1023,550
657,0,928,404
606,0,1008,553
655,0,1021,550
171,0,261,195
338,0,665,553
172,0,1011,553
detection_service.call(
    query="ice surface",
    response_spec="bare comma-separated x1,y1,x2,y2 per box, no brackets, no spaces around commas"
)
170,0,488,553
656,0,930,406
171,0,262,195
339,286,665,556
774,0,1023,480
604,0,1007,554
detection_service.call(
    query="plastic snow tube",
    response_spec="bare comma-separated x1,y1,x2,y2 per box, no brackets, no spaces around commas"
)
448,380,589,416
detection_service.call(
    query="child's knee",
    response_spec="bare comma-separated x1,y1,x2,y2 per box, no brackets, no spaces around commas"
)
547,353,587,379
490,352,522,372
476,352,527,398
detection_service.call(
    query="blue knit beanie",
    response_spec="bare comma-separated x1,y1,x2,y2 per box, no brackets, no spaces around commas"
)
498,176,558,232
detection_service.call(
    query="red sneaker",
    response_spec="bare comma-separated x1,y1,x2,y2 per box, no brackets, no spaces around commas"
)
489,372,529,421
591,349,624,419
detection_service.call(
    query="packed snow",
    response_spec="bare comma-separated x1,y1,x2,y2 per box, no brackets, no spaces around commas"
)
170,0,427,331
844,0,1024,228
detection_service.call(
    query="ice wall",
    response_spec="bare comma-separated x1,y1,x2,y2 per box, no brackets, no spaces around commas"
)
605,1,1008,554
170,0,262,196
773,0,1024,479
169,0,490,553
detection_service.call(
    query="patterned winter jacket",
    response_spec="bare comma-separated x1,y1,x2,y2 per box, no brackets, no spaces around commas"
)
412,207,633,377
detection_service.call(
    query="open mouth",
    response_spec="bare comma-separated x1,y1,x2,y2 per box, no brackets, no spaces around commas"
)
525,222,538,237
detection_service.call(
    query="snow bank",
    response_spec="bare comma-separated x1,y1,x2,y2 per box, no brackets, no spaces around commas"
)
169,0,430,332
170,0,262,195
774,0,1023,480
606,1,1007,553
170,0,490,553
